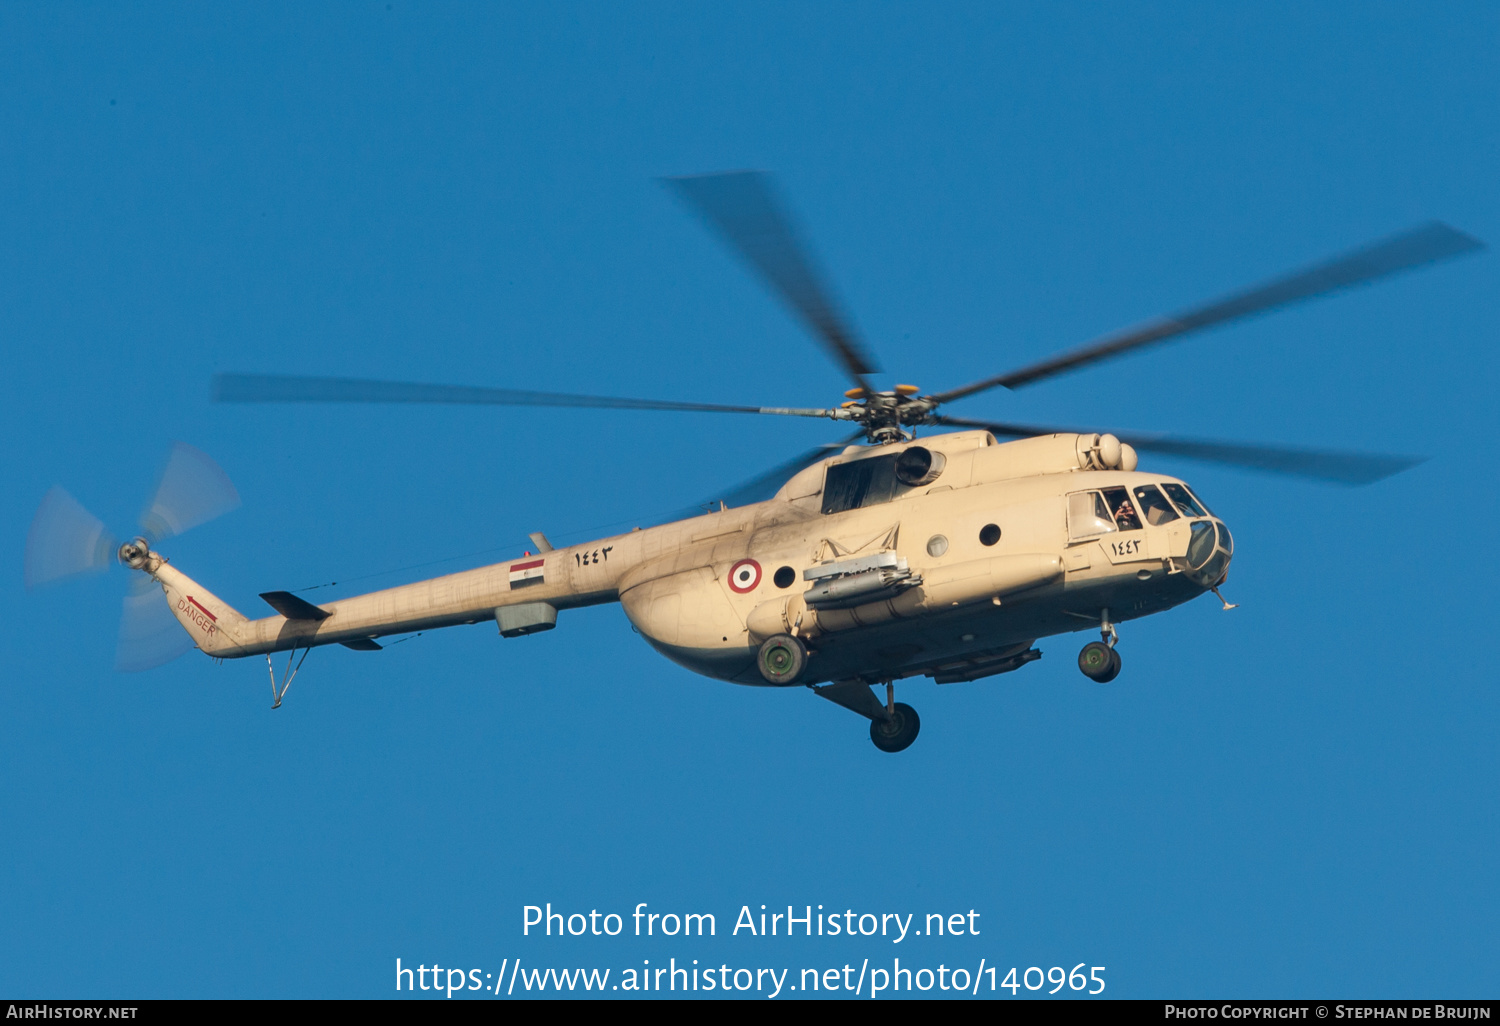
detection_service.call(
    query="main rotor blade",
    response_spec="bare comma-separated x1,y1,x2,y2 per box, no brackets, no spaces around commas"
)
663,171,878,392
932,222,1484,402
139,442,242,544
24,486,118,589
707,432,865,509
213,374,838,420
115,576,193,673
932,416,1423,485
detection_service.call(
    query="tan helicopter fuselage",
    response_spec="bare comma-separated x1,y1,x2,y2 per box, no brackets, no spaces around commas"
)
143,430,1231,687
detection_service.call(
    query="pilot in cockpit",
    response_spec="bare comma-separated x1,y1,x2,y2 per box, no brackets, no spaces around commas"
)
1102,486,1143,531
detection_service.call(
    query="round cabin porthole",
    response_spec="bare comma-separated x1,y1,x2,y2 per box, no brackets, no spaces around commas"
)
979,523,1001,546
926,535,949,557
774,565,796,589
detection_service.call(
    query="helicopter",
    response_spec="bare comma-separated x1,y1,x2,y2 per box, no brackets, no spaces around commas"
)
25,172,1483,752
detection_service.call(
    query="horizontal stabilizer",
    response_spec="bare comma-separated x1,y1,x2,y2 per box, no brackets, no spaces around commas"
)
340,638,382,651
260,590,332,621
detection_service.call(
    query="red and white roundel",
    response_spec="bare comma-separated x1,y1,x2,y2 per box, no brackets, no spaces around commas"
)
728,559,762,594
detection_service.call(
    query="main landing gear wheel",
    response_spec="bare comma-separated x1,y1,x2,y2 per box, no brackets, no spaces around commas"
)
757,633,808,685
870,702,921,753
1078,641,1121,683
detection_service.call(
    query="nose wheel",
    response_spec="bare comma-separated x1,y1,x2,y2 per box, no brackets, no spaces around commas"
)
1078,608,1122,683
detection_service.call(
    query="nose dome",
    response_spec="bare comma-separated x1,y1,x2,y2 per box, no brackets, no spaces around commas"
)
1185,520,1232,587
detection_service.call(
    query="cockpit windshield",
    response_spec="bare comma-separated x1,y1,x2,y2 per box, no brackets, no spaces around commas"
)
1131,484,1179,526
1162,482,1208,518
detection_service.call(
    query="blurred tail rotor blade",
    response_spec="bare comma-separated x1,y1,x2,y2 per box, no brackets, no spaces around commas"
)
115,576,193,673
24,486,118,589
139,442,241,543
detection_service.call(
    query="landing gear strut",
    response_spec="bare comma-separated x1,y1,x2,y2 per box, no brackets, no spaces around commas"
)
811,678,922,753
869,701,921,753
1078,608,1122,683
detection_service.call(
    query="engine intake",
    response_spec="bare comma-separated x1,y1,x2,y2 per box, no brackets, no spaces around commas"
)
894,445,946,486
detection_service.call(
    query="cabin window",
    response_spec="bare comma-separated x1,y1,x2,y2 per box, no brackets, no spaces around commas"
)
821,454,906,514
1163,482,1209,518
1067,491,1118,542
1101,487,1141,530
1132,484,1180,526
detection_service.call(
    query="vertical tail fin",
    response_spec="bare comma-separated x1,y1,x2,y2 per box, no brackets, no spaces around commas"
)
148,559,248,656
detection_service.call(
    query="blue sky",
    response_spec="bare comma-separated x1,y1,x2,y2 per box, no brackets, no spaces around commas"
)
2,2,1496,998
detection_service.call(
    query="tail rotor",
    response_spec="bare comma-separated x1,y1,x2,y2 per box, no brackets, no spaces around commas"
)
24,442,241,672
138,442,241,544
116,574,195,672
23,487,118,589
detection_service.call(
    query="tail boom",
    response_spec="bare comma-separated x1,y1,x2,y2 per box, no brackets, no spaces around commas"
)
137,541,629,659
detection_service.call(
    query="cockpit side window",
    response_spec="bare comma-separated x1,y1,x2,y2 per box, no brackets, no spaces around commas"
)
1101,487,1141,530
821,454,903,514
1067,491,1118,542
1132,484,1179,526
1162,482,1208,518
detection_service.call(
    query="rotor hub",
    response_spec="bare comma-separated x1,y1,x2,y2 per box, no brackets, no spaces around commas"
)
841,386,938,443
118,537,153,571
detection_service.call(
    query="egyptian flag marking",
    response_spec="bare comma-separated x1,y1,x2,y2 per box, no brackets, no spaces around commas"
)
509,558,545,588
